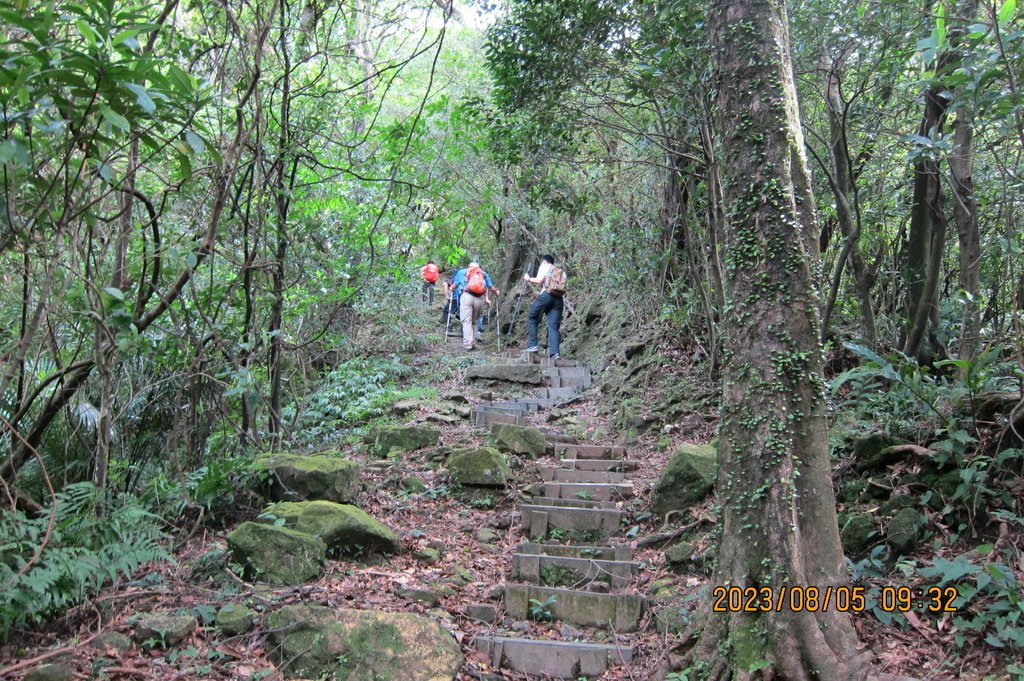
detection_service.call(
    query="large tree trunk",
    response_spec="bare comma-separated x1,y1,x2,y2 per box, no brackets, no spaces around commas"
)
675,0,866,677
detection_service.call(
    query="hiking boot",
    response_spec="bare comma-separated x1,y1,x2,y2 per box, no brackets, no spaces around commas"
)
551,354,560,360
524,346,539,352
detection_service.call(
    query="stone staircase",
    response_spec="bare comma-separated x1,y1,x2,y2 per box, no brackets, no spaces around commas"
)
468,351,644,679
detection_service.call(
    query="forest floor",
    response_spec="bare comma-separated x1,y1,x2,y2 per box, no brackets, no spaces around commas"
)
0,329,1018,681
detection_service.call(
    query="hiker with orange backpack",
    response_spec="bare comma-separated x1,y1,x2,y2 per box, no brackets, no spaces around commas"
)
456,261,500,350
420,260,439,306
523,254,567,360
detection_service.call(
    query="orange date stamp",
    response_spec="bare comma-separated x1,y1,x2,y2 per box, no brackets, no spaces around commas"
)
711,585,960,613
712,585,866,613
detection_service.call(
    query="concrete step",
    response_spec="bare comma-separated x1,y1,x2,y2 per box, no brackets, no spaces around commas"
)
560,458,638,472
504,584,647,632
516,542,634,562
542,481,635,502
520,503,622,539
512,547,637,588
540,468,628,484
521,496,617,510
476,411,527,427
473,636,633,679
550,443,627,460
526,353,581,368
539,386,583,400
543,431,580,444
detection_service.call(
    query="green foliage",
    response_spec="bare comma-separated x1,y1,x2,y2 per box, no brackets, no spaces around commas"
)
0,483,171,641
281,358,412,448
528,594,558,621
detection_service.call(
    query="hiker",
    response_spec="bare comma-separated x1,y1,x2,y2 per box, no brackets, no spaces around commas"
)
456,261,500,350
420,260,439,305
523,254,566,359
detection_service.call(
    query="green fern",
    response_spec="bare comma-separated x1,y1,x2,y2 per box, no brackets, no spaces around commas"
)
0,483,172,641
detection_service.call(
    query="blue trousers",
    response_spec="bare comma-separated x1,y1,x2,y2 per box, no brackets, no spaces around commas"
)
526,292,564,356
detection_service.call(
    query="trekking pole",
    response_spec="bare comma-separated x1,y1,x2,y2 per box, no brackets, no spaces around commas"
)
444,298,453,339
507,275,530,336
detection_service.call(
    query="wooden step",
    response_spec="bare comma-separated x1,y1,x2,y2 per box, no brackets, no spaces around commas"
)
473,636,634,679
542,481,635,502
476,411,526,427
540,468,628,483
504,584,647,632
520,504,622,539
517,542,633,562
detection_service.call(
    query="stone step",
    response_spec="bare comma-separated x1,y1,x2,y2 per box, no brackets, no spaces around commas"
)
504,584,647,632
540,468,628,484
560,458,638,472
516,542,634,562
473,636,633,679
520,504,622,539
512,550,637,588
542,481,635,502
543,431,580,444
521,496,617,510
550,443,627,460
517,398,558,410
475,403,533,416
545,366,591,380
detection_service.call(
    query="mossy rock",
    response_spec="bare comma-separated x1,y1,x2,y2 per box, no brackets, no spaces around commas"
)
253,452,360,503
839,511,876,557
886,507,924,555
665,541,696,567
850,433,906,470
447,447,510,488
226,521,326,585
401,476,427,493
91,631,134,654
266,604,462,681
488,424,547,459
25,665,75,681
369,425,442,458
216,604,256,636
654,606,689,635
263,501,401,556
133,614,198,648
650,443,717,515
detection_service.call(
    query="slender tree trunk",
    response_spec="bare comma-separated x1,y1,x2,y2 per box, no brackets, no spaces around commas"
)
675,0,866,677
818,53,877,346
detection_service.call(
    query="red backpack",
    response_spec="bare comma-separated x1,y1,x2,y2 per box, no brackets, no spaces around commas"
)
422,263,439,283
465,266,486,295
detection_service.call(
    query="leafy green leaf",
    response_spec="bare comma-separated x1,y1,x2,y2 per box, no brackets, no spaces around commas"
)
184,130,205,155
123,83,155,113
100,106,130,132
998,0,1017,23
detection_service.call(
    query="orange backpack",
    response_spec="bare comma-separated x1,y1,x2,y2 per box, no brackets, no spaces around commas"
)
465,266,486,295
422,263,439,283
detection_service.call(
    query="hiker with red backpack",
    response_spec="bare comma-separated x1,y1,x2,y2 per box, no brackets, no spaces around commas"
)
523,254,567,360
455,261,500,350
420,260,439,306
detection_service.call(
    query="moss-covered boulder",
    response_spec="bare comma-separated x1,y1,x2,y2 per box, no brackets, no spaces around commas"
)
266,604,462,681
465,364,544,385
369,425,441,458
25,665,75,681
226,521,326,585
133,614,198,647
253,452,360,503
91,631,134,654
263,500,401,555
447,447,510,488
216,604,256,636
850,432,906,471
838,511,876,557
650,443,717,515
886,507,924,554
488,424,547,459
